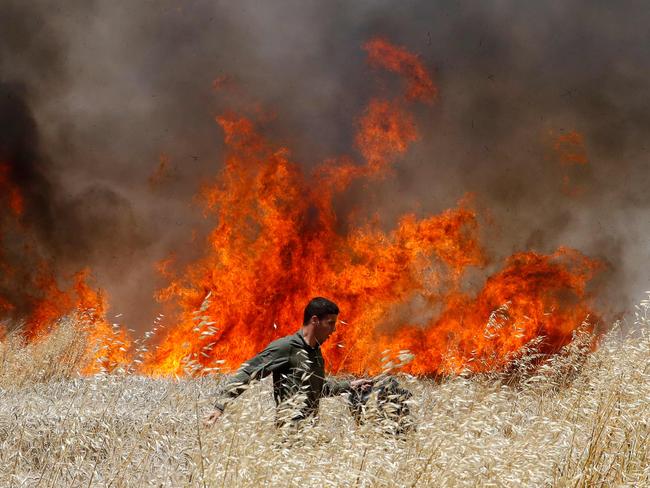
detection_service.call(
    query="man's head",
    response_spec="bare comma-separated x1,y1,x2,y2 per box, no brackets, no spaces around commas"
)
302,297,339,345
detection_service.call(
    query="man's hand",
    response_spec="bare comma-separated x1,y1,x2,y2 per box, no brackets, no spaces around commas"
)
350,378,374,393
203,408,223,427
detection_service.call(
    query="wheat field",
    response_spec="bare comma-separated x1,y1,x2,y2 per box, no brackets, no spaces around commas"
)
0,298,649,487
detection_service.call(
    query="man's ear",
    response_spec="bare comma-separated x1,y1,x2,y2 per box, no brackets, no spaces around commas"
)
310,315,319,325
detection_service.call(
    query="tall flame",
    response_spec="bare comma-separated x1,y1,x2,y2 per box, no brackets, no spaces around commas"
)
145,38,602,376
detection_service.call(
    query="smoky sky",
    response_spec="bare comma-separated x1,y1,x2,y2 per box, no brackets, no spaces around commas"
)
1,0,649,330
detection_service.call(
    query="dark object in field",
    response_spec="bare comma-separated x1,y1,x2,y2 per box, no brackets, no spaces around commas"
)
345,376,414,435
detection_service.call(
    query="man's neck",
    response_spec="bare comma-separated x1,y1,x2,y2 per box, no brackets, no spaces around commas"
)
300,326,319,348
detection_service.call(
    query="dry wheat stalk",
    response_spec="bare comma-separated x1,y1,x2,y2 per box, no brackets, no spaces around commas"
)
0,297,648,486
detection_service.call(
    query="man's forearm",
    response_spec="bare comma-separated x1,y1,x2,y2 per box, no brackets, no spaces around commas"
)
212,336,291,412
213,371,253,411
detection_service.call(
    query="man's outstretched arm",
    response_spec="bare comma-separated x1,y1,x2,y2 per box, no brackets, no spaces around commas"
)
205,338,291,424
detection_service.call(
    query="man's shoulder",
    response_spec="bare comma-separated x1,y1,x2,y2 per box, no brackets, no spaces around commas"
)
266,331,303,351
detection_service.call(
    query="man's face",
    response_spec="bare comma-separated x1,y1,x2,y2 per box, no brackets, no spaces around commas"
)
314,314,338,344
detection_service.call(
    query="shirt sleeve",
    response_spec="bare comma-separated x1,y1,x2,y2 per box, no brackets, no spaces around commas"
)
322,377,352,397
214,338,292,412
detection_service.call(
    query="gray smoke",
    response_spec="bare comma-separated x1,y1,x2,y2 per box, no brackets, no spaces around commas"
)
1,0,649,329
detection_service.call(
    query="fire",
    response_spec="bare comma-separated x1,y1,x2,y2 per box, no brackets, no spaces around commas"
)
72,271,132,373
356,99,418,172
0,162,130,373
0,38,603,378
363,37,437,103
145,38,603,376
369,248,601,375
23,268,131,373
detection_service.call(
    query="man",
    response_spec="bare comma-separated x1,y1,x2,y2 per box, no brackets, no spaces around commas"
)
204,297,372,426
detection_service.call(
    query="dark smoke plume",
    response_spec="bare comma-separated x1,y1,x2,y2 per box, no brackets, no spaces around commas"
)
1,0,649,329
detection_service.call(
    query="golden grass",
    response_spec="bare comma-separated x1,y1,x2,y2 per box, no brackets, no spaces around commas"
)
0,298,649,487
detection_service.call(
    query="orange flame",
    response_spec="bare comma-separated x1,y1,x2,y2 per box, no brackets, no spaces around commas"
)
145,38,602,376
23,268,131,373
363,37,437,102
356,99,418,172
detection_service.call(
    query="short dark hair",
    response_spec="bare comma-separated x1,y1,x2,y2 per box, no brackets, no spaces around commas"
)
303,297,339,325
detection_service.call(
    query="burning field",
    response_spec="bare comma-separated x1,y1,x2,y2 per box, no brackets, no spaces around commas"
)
1,1,650,486
1,37,604,377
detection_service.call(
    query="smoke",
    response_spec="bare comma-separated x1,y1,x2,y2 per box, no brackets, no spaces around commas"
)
1,0,649,329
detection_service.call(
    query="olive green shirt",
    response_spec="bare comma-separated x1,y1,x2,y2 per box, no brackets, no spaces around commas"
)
214,330,351,421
